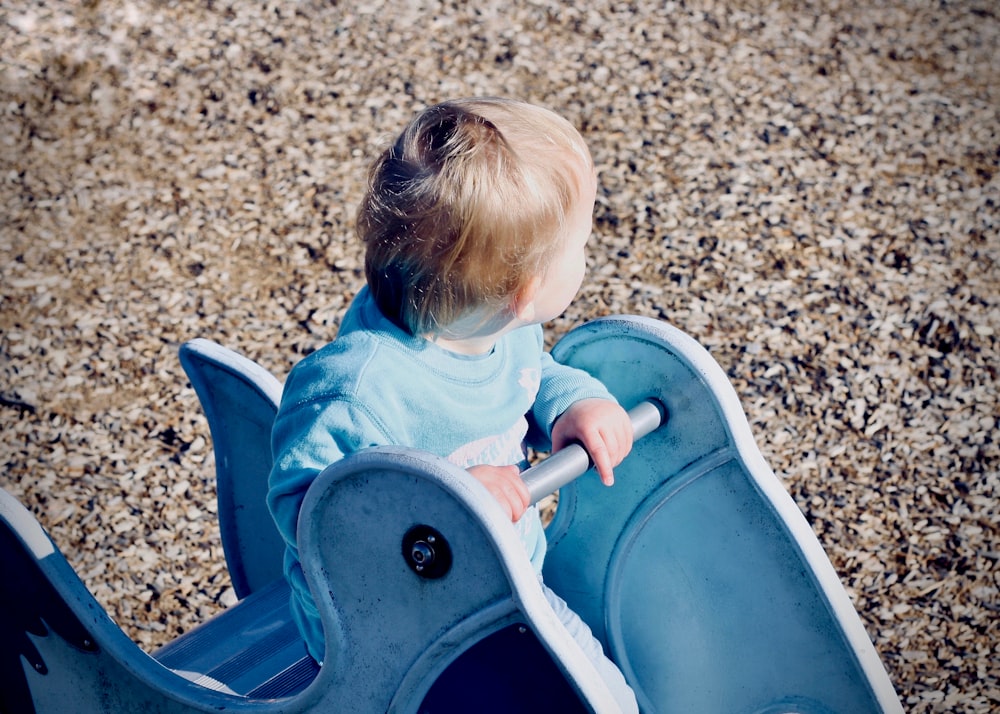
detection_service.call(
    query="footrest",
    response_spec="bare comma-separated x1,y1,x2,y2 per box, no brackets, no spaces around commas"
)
152,579,318,698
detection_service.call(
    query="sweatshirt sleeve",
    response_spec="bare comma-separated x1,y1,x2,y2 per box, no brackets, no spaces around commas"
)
267,394,386,555
529,347,617,449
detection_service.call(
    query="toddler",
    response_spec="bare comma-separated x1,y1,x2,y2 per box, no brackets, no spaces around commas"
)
267,97,638,713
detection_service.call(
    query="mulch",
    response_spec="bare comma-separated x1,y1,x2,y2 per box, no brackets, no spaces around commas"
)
1,1,997,711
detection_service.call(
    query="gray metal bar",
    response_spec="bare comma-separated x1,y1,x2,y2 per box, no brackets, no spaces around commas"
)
524,399,666,505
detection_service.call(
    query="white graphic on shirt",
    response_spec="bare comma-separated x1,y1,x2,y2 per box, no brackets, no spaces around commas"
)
518,368,540,398
447,418,528,469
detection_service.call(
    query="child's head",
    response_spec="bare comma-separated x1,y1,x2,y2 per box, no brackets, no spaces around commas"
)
357,97,595,338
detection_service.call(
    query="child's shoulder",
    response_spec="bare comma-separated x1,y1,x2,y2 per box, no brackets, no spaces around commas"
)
295,324,391,372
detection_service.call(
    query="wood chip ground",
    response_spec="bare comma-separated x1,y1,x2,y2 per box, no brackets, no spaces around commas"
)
1,1,997,711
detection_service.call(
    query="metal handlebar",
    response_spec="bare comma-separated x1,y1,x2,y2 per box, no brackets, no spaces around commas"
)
523,399,666,505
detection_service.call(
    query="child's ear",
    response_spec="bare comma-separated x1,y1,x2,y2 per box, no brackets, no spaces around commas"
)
512,275,541,323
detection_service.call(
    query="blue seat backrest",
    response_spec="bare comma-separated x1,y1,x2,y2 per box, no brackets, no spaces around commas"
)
542,316,903,714
179,339,284,598
293,445,620,712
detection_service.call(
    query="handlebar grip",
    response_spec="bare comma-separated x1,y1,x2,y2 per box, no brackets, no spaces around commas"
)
523,399,666,505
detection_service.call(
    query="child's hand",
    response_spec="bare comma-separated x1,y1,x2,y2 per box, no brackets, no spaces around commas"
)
467,464,530,522
551,398,633,487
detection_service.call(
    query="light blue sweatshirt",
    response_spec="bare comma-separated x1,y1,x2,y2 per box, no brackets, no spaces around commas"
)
267,286,615,662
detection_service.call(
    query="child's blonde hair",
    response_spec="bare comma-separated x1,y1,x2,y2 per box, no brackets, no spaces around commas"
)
357,97,593,338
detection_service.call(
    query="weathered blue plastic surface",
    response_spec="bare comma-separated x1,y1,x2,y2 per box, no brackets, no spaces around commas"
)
0,458,612,712
0,316,903,713
178,338,284,599
544,316,903,713
297,446,621,712
0,487,253,713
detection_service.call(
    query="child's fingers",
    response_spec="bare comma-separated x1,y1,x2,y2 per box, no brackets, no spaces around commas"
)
589,422,630,486
551,398,635,487
468,464,529,522
502,466,531,519
612,416,634,464
584,422,629,486
589,437,616,486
